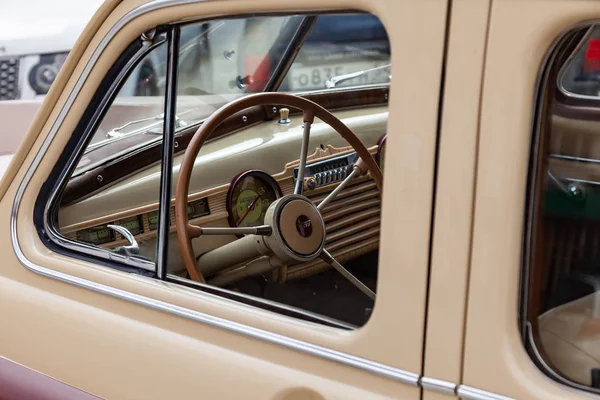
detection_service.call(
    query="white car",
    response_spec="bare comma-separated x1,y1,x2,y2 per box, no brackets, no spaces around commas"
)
0,0,104,100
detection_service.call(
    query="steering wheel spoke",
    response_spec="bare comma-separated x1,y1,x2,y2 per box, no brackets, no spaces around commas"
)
320,249,376,300
294,108,316,195
188,224,272,238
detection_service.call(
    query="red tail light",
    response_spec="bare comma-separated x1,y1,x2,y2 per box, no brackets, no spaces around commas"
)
584,38,600,73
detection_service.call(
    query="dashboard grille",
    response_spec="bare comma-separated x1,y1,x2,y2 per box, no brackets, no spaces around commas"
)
286,179,381,280
0,58,19,100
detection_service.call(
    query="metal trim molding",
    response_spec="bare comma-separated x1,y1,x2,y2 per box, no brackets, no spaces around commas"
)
457,385,516,400
419,377,456,395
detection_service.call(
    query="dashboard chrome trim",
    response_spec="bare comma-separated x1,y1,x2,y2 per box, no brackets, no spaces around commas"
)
8,1,517,398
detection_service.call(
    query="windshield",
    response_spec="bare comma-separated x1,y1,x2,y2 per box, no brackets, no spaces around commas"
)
74,13,389,176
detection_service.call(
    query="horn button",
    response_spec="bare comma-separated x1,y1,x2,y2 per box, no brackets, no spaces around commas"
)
264,195,325,261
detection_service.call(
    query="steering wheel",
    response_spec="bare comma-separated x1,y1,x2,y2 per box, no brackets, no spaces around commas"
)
175,92,383,299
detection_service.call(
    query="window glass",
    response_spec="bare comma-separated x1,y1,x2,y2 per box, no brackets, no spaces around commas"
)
279,14,390,92
164,14,388,327
175,16,304,126
530,22,600,391
560,26,600,97
56,41,168,264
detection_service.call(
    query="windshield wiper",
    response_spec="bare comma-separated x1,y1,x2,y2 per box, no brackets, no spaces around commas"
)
105,112,188,139
84,109,193,154
325,63,391,89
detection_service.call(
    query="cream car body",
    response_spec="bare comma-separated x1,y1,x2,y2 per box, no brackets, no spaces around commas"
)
2,1,600,400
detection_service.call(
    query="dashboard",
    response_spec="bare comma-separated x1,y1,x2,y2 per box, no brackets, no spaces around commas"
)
58,105,388,277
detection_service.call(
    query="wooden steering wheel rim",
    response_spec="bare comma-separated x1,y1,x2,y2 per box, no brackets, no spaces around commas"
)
175,92,383,284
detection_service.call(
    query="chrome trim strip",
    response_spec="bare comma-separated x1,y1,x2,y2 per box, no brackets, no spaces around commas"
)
457,385,515,400
548,153,600,164
419,377,456,395
10,0,421,388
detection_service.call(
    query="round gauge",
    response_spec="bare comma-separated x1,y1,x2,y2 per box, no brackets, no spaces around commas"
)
376,134,387,171
227,170,282,229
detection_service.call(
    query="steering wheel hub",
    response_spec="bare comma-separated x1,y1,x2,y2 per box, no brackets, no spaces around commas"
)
264,195,325,262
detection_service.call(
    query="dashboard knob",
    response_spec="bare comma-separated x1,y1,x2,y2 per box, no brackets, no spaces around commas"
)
314,173,322,186
335,169,342,181
325,171,333,184
279,108,291,124
304,177,316,191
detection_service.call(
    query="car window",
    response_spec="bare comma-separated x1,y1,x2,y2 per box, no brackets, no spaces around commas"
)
51,12,389,328
56,41,168,267
279,14,390,92
527,22,600,393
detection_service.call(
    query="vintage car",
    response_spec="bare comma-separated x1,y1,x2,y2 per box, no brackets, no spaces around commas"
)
5,0,600,399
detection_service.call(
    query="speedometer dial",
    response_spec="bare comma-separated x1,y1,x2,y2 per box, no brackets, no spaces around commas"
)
227,170,282,229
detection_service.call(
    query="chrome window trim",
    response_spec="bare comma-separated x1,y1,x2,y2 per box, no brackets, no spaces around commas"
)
8,1,513,397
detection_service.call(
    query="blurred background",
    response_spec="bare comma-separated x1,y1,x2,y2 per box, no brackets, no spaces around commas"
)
0,0,103,162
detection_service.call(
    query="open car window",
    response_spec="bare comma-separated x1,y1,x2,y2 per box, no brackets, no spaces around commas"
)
52,12,389,328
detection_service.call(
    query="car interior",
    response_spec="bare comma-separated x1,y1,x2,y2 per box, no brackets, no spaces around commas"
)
44,12,391,329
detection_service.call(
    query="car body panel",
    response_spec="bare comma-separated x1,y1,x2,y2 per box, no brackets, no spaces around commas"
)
0,0,448,398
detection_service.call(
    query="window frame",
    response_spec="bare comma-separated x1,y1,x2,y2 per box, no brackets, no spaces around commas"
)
34,11,390,330
522,21,600,396
35,28,168,274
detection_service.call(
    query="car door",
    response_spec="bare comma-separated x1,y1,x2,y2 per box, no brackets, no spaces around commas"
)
0,0,448,399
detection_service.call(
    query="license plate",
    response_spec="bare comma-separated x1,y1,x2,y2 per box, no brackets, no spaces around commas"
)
288,61,390,91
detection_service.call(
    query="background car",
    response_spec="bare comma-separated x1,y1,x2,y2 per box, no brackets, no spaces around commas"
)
0,0,104,100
